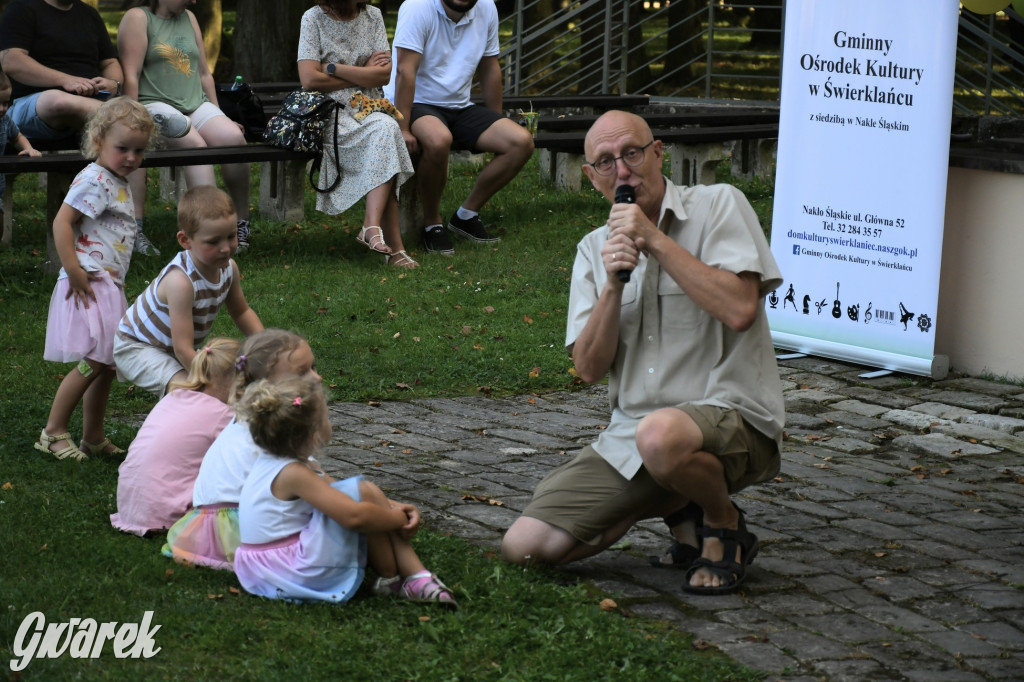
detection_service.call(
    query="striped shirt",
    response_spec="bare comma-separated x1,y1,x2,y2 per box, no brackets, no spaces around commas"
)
118,251,234,351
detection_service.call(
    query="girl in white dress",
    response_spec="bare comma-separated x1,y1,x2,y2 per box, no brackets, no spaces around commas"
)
233,376,456,606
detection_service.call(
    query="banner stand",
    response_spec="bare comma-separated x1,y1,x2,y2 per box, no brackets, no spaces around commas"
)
766,0,959,380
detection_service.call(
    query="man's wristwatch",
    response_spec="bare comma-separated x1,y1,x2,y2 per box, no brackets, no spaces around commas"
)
326,63,336,77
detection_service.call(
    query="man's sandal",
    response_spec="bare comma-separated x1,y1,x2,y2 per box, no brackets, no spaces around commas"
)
648,501,703,569
80,438,125,457
356,225,391,254
682,506,759,595
385,250,418,269
33,430,88,462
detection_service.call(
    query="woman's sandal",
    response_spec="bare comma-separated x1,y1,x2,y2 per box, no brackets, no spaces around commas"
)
80,438,125,457
33,429,88,462
385,250,419,269
648,501,703,569
356,225,391,254
682,505,759,595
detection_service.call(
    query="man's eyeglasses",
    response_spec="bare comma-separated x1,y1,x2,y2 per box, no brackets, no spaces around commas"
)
586,140,655,176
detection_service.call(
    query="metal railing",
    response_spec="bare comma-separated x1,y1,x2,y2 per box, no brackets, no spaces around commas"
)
498,1,1023,115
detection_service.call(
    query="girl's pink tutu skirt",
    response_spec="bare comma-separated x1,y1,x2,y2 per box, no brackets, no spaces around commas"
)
234,476,367,603
161,503,240,571
44,271,126,366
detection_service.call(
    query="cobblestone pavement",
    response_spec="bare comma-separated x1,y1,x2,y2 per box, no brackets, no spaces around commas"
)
318,356,1024,682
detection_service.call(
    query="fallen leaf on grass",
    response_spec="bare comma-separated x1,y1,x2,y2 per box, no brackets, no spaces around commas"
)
165,569,174,579
461,325,473,335
529,367,541,378
599,598,617,611
522,315,533,324
419,616,431,622
229,586,240,594
316,307,328,314
483,306,494,313
692,639,713,651
1,482,12,490
395,382,411,390
208,594,224,600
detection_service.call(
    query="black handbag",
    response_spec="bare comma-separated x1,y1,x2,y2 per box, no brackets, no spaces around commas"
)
215,81,267,142
263,89,341,193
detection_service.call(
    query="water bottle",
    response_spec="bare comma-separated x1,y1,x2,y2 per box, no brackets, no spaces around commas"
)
231,75,243,91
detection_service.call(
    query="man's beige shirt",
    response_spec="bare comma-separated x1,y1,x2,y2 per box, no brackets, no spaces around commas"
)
567,179,785,480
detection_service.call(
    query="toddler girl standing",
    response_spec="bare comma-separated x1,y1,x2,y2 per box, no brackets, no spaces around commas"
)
163,329,320,570
111,337,240,536
233,376,456,607
36,98,158,461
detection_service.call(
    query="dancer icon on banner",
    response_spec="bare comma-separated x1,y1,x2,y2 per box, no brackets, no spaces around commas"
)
783,284,796,310
899,302,915,330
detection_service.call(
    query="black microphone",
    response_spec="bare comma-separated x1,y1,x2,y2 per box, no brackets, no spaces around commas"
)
614,184,636,283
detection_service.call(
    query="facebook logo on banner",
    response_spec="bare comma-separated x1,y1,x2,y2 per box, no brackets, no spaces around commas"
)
793,245,801,255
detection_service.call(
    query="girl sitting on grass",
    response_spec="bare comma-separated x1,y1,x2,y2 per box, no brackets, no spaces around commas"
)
162,329,320,570
233,376,456,607
36,97,158,461
110,337,240,536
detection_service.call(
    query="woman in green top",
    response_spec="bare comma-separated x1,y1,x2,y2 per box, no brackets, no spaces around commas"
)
118,0,252,250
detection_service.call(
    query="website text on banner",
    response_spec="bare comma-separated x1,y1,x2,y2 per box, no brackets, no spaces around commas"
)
766,0,959,379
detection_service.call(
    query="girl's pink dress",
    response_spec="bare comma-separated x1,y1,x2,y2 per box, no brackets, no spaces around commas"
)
110,389,234,536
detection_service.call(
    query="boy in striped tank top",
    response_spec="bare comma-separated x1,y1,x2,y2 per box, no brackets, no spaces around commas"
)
114,186,264,397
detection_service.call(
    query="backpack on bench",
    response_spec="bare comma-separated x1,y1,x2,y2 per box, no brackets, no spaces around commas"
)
263,89,341,193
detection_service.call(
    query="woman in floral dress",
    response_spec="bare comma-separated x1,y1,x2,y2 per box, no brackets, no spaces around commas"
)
298,1,417,268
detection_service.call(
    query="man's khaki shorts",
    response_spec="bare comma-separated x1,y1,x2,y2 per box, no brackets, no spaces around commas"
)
522,405,779,544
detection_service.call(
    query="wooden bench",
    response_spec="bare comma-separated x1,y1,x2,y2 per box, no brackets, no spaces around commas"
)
532,122,780,191
0,144,314,259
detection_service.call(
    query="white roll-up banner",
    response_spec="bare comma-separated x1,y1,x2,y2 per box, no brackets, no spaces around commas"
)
767,0,959,379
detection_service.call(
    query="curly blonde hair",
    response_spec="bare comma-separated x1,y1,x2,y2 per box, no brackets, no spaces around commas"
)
235,376,329,460
168,337,241,393
80,97,159,158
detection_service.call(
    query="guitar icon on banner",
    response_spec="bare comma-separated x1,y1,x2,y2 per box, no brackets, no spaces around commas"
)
832,282,842,319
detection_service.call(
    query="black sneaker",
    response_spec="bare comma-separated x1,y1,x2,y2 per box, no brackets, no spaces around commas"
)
423,224,454,255
236,219,251,251
447,214,500,243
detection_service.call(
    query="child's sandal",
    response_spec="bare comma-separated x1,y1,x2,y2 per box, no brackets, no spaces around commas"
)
33,429,88,462
80,438,125,457
399,570,457,608
371,575,402,596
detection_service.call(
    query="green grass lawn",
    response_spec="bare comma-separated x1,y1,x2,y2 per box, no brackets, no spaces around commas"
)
0,155,772,680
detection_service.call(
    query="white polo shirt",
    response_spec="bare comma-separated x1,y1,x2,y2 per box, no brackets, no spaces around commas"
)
385,0,500,109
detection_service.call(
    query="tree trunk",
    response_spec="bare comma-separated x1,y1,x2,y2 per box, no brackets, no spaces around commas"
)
625,1,651,93
665,0,703,92
195,0,223,76
234,0,308,82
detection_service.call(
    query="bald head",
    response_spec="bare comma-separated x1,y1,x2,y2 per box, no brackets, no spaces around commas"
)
582,110,664,220
584,110,653,161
